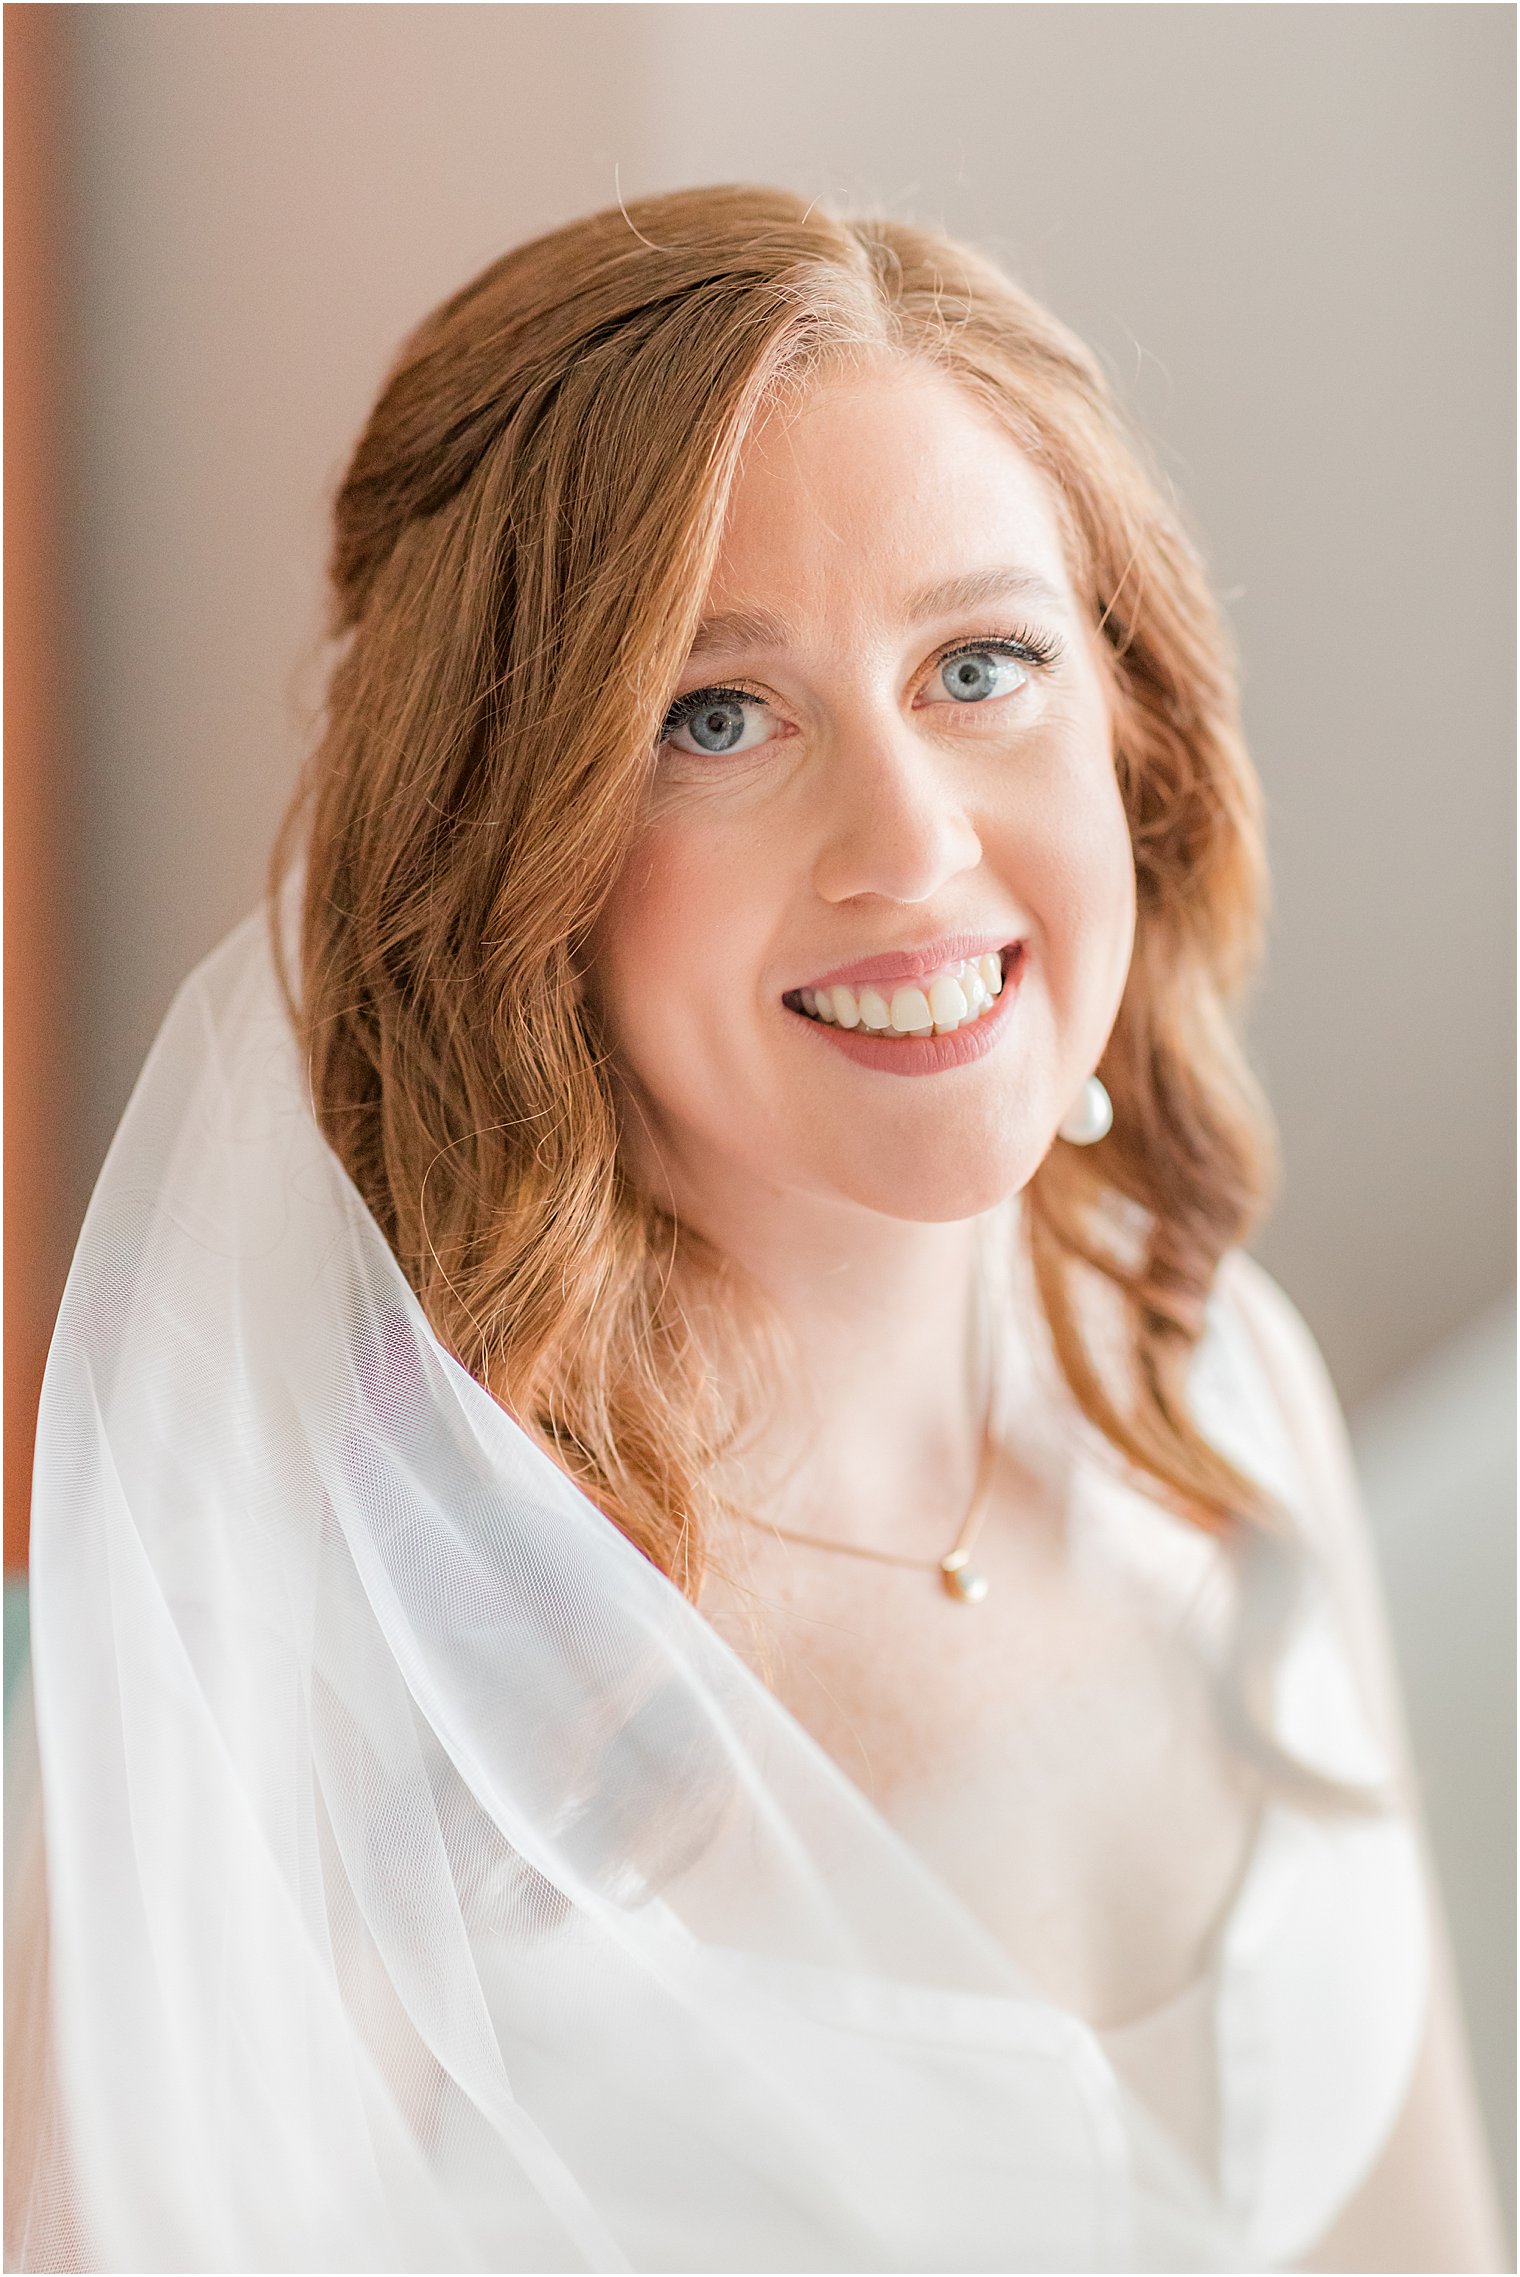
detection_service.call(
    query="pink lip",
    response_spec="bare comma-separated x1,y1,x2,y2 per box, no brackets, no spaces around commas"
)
788,945,1025,1077
797,930,1021,993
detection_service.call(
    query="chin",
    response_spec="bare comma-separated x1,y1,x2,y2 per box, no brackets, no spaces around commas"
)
825,1136,1045,1225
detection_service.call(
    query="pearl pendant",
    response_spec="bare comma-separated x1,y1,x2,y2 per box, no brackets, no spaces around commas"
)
940,1558,989,1605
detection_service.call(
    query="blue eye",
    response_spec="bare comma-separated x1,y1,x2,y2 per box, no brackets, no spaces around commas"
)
661,686,777,757
925,647,1031,705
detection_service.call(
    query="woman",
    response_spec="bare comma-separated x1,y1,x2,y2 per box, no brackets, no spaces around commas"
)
6,185,1505,2271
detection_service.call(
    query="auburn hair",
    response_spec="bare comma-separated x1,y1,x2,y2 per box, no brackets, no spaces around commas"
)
274,184,1378,1810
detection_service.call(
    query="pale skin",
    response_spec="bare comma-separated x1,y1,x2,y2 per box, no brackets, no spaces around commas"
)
589,364,1507,2269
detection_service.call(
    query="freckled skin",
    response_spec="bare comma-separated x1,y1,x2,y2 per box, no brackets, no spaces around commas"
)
589,365,1137,1234
583,369,1269,2027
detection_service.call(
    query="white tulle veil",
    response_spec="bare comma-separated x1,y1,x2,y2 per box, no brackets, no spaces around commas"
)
5,901,1413,2275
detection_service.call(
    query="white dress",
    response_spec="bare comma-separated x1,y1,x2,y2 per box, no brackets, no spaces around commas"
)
1084,1252,1431,2266
680,1246,1434,2274
1096,1623,1429,2267
3,908,1431,2274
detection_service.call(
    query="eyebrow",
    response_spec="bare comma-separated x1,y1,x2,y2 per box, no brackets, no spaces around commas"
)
684,564,1072,659
905,565,1072,621
685,605,793,657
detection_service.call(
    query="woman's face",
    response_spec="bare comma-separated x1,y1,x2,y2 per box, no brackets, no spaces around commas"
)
589,362,1136,1228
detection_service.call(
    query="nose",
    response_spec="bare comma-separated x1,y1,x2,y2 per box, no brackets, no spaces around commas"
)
809,711,984,909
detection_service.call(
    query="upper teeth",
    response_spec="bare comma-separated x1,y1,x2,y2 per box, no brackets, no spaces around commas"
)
798,952,1006,1037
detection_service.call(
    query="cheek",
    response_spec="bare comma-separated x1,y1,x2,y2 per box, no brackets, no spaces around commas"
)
1013,758,1136,1024
1081,787,1138,999
589,818,756,1085
592,832,690,1049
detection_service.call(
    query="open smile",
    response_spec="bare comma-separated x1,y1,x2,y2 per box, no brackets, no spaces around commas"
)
782,942,1025,1076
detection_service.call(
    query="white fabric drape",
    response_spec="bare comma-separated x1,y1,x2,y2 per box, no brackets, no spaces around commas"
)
4,909,1426,2273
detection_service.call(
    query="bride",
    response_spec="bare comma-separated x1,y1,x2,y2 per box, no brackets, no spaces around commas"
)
6,184,1504,2272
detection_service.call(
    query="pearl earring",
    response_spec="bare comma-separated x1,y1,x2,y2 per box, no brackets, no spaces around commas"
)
1058,1076,1112,1146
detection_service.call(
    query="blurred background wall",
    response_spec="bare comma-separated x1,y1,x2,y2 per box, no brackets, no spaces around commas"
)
8,0,1513,2221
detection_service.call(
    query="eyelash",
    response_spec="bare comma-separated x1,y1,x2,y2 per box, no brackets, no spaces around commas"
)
659,624,1065,744
660,682,759,741
936,626,1065,678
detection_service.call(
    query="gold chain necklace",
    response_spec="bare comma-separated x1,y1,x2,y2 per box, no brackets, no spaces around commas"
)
738,1393,999,1605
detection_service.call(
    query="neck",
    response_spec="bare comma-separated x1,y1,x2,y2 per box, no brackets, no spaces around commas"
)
669,1164,1000,1550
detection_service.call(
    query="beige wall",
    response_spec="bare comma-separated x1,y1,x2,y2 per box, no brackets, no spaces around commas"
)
67,3,1513,1409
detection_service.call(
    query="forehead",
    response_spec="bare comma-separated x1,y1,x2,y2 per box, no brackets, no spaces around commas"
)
696,362,1079,641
